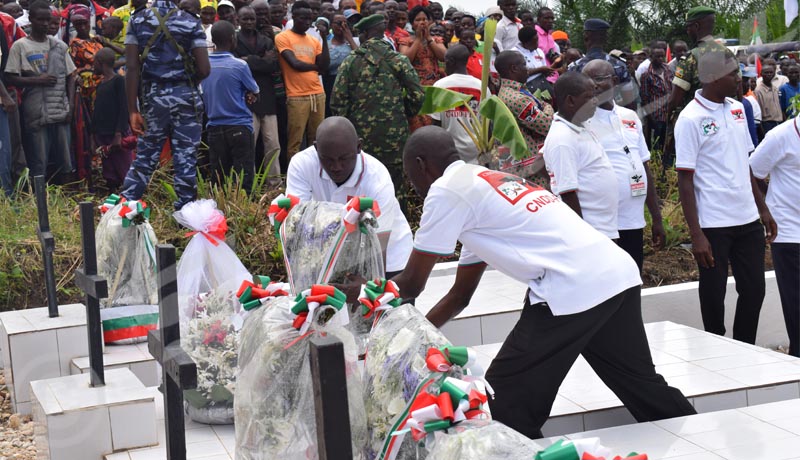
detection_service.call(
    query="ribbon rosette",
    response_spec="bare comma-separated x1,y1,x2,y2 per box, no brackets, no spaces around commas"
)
267,193,300,239
99,194,123,214
342,196,381,234
534,438,647,460
185,209,228,246
118,199,151,227
399,376,490,441
359,278,402,319
236,275,291,311
426,346,479,373
291,284,348,335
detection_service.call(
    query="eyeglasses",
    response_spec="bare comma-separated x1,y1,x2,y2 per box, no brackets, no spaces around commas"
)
591,74,614,83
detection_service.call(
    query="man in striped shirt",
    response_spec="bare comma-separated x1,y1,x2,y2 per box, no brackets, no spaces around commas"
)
639,45,672,153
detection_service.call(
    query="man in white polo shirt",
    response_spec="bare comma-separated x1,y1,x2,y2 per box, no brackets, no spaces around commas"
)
285,116,413,277
675,51,776,345
543,71,620,239
583,60,666,271
749,117,800,357
391,126,696,439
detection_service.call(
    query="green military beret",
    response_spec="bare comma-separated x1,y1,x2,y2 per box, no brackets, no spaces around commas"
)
685,6,716,23
355,14,385,32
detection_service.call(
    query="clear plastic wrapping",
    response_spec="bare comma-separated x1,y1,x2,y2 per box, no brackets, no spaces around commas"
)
423,420,539,460
362,305,452,460
175,199,252,424
279,200,385,353
95,198,159,344
234,297,369,460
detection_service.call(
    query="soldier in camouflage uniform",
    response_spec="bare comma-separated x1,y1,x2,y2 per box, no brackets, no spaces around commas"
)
663,6,733,168
330,14,424,190
121,0,210,210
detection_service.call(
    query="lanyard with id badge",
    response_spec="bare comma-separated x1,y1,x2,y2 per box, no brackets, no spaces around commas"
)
612,112,646,197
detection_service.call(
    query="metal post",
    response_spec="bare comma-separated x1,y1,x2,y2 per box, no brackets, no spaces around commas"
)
76,202,106,387
148,244,197,460
34,175,58,318
310,336,353,460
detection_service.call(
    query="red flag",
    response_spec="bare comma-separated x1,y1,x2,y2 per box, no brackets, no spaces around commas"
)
666,46,672,63
755,54,762,77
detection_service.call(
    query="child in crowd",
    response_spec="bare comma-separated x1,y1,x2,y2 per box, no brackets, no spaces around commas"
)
92,47,133,191
99,16,125,62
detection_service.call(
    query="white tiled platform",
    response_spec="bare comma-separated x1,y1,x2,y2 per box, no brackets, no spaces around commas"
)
418,269,789,351
551,398,800,459
32,368,158,460
71,341,160,387
104,387,235,460
0,304,89,414
471,321,800,436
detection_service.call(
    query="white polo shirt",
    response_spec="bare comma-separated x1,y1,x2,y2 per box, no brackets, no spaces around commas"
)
543,114,620,239
585,104,651,231
675,92,759,229
513,44,547,83
413,161,641,316
494,15,522,51
749,118,800,243
285,147,413,272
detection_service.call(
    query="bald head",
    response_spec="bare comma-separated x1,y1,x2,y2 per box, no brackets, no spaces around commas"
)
444,44,470,75
582,59,613,77
211,20,236,49
315,117,361,185
403,126,461,197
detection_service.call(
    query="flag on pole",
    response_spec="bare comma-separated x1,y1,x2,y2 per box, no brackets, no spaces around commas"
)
750,17,763,45
756,54,762,77
666,46,672,63
786,0,798,27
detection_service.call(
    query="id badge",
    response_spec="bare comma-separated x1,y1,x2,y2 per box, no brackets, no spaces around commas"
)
629,172,646,197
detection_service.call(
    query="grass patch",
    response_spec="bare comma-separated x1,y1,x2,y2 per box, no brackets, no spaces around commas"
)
0,164,285,312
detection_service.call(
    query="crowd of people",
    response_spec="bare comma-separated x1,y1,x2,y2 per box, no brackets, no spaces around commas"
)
0,0,798,438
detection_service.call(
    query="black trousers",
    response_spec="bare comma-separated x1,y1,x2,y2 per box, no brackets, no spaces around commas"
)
698,220,766,344
485,286,695,439
207,125,255,193
617,228,644,273
772,243,800,357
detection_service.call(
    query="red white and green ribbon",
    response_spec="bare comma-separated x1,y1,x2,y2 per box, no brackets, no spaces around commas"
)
343,196,381,234
267,193,300,240
359,278,402,321
99,194,122,214
316,196,381,284
392,376,490,442
290,284,349,335
185,210,228,246
426,346,494,396
118,199,151,228
236,275,291,311
534,438,647,460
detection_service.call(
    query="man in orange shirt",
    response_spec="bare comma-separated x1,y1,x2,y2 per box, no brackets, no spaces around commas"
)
275,0,329,157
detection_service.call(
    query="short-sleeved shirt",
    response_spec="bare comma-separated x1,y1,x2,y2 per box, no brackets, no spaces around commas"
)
543,114,620,239
672,36,734,107
202,52,259,129
494,15,522,51
6,36,76,76
570,48,631,84
513,43,547,83
413,161,641,315
749,118,800,243
674,91,758,228
534,24,559,84
124,0,207,83
431,73,484,164
585,104,651,231
285,147,413,272
275,29,324,97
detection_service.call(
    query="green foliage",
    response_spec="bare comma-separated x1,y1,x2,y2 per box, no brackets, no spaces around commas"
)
478,96,530,160
0,163,285,312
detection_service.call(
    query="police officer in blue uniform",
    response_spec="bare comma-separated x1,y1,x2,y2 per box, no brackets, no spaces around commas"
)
569,18,636,109
122,0,210,210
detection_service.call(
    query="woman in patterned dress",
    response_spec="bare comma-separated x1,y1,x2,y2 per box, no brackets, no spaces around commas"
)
401,5,446,132
68,5,104,185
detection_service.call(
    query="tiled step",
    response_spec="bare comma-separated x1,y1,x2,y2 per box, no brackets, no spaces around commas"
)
543,398,800,460
70,342,159,388
472,321,800,437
